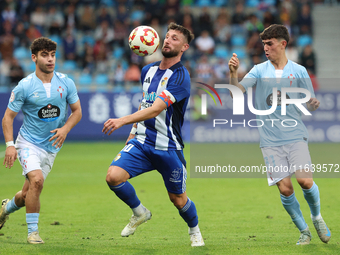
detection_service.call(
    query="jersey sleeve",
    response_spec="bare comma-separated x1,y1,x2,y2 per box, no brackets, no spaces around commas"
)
239,65,258,93
8,82,25,112
66,77,79,105
298,67,315,98
157,67,190,107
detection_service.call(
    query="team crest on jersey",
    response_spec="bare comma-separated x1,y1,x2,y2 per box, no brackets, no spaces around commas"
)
288,74,295,86
114,153,121,162
10,91,15,102
161,77,168,87
169,167,182,183
57,86,64,98
38,104,60,122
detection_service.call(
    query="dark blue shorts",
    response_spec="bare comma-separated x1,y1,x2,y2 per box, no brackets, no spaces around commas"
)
111,139,187,194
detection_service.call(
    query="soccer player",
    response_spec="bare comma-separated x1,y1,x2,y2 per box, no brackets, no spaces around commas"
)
228,24,330,245
0,37,82,244
103,23,204,247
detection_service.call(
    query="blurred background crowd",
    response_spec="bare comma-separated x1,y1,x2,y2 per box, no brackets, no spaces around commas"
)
0,0,336,92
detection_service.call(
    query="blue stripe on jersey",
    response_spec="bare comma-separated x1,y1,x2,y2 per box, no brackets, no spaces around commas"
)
171,98,186,148
147,69,166,102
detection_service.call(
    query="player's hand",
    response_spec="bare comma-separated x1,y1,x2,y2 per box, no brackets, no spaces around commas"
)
102,118,124,135
228,53,239,73
49,127,68,148
3,146,17,169
125,133,135,145
307,97,320,111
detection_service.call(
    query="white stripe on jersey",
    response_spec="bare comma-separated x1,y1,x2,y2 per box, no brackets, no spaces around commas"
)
143,66,158,91
155,109,169,150
136,120,147,144
156,69,173,95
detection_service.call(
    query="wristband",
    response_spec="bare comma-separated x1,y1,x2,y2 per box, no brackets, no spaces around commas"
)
130,126,137,135
6,141,15,148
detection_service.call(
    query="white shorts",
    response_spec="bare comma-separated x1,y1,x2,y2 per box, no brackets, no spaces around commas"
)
261,141,313,186
15,134,57,180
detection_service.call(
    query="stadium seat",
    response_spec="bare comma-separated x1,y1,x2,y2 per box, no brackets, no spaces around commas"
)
214,0,227,6
62,60,77,72
196,0,211,6
49,35,62,46
79,73,92,86
246,0,259,7
231,35,247,47
29,61,36,72
231,24,247,37
112,47,124,59
264,0,276,6
95,74,109,85
232,47,246,59
82,35,95,46
14,47,30,60
297,35,313,47
214,45,229,59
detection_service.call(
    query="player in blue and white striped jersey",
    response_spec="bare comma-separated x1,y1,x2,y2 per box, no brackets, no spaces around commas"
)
1,37,82,244
228,24,330,245
103,23,204,247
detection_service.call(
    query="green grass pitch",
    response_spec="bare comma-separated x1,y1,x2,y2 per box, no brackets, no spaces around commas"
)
0,142,339,254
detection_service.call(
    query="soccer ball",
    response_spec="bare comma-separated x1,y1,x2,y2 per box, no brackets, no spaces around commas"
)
128,26,160,57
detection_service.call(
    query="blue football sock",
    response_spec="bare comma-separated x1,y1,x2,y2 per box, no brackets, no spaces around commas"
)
5,197,21,214
179,198,198,228
26,213,39,234
108,181,141,209
302,182,320,217
280,193,307,231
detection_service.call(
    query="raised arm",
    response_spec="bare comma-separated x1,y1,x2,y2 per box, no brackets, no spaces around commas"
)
228,53,246,94
2,108,18,168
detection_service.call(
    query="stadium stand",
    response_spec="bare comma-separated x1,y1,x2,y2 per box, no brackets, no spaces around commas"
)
0,0,335,91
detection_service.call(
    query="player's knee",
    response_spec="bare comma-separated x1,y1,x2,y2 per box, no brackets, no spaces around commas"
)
30,178,44,192
277,185,294,196
297,178,313,189
170,196,187,209
106,167,129,186
106,171,121,186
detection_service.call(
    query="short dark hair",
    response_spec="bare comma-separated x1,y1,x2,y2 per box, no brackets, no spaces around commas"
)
30,37,57,55
259,24,290,45
167,22,194,44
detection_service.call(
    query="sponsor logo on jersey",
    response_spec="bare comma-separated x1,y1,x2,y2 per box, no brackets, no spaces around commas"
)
266,90,290,109
38,104,60,122
143,90,157,102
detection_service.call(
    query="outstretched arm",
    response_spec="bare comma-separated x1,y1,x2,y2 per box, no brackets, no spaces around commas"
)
103,98,167,136
49,100,82,148
2,108,18,169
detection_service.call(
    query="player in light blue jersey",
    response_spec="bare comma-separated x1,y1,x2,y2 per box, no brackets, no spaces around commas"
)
228,24,330,245
103,23,204,247
0,37,82,244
